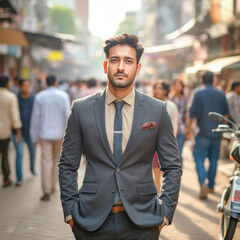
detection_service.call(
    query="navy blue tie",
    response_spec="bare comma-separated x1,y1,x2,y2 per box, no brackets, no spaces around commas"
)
113,101,124,203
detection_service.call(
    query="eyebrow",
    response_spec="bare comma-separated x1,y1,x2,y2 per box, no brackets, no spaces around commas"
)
109,56,135,60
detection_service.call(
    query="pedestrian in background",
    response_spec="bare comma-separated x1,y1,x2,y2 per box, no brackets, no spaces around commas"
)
186,71,229,199
226,81,240,128
59,33,182,240
30,75,70,201
0,76,22,188
10,76,20,94
12,79,36,187
80,78,100,97
169,79,187,162
152,79,179,194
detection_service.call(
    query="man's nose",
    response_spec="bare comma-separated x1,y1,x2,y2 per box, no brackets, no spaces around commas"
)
117,60,125,72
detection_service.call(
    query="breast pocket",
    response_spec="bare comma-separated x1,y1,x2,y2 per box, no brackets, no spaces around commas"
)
139,128,157,136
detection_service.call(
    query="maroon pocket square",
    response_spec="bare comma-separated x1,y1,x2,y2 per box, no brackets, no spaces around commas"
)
140,122,157,130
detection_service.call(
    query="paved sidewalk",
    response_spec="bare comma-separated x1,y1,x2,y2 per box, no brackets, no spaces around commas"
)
0,144,78,239
160,145,240,240
0,142,240,239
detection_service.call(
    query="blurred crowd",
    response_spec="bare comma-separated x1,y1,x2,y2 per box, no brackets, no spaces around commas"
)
0,72,240,201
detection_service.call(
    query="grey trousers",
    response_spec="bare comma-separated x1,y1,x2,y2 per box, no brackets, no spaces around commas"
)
72,212,159,240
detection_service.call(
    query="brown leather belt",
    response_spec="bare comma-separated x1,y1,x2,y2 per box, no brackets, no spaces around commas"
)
111,204,125,213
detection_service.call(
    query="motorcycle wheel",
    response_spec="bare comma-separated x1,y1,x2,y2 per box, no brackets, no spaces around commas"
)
224,217,238,240
219,193,238,240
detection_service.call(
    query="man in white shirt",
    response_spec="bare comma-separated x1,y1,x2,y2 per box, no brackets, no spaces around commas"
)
30,75,70,201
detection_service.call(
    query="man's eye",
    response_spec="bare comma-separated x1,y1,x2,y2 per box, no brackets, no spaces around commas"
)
111,59,118,63
126,60,133,64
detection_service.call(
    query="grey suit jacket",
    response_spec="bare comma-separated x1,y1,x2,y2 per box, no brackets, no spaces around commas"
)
59,89,182,232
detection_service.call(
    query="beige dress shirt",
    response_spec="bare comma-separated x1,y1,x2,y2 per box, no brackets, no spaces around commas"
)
0,88,22,139
105,87,135,153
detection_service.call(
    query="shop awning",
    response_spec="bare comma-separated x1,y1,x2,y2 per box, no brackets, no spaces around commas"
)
165,18,210,40
24,31,63,50
0,0,17,14
145,38,194,54
224,61,240,69
23,32,82,50
0,27,28,47
206,23,228,39
185,61,204,74
165,19,196,40
202,55,240,73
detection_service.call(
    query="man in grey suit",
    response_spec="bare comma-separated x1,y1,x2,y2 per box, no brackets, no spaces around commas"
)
59,33,182,240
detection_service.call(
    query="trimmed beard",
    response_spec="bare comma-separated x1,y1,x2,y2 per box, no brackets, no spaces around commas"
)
108,72,136,89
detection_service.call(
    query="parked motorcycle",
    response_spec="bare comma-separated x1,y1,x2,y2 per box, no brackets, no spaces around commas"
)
209,112,240,240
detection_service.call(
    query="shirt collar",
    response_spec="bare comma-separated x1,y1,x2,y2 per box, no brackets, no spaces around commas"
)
106,87,135,106
48,86,57,90
0,87,8,91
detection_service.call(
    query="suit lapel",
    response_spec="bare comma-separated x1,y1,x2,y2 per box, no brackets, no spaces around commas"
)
120,90,145,164
93,90,115,164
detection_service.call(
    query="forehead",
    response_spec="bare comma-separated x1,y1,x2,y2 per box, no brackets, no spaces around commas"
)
22,81,30,86
108,44,137,59
155,83,164,88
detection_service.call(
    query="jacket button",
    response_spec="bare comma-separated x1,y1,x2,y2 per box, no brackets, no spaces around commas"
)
116,168,120,172
112,188,115,193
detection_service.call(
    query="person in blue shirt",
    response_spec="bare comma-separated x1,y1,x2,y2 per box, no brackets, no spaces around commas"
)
186,71,229,199
12,79,36,186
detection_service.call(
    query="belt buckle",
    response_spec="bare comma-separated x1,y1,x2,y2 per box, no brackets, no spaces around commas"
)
111,205,120,214
111,208,119,214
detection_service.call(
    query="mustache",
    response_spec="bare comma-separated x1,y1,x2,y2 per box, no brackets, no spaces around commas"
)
114,72,128,77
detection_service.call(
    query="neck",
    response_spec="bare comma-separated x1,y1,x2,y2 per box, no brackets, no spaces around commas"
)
233,90,239,95
174,92,181,98
21,92,30,99
108,84,133,99
156,96,164,101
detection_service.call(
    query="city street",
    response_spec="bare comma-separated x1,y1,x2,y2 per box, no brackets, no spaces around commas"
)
1,1,240,240
0,142,240,240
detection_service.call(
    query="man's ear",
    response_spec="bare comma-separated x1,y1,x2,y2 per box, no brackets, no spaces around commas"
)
136,63,142,77
103,61,107,74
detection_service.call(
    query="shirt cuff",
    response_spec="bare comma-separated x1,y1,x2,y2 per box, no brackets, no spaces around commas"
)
65,214,73,223
161,216,169,226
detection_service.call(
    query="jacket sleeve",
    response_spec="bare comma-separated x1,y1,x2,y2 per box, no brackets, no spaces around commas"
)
11,94,22,129
59,101,83,220
156,104,182,223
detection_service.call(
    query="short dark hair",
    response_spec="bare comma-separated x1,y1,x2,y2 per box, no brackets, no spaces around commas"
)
18,78,30,86
88,78,97,88
153,80,170,96
103,33,144,64
0,75,9,88
46,75,56,86
202,71,214,84
231,81,240,91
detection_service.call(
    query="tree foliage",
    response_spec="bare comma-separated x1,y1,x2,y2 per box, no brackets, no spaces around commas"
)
49,5,78,34
115,16,138,36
